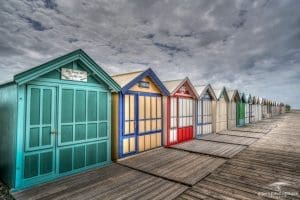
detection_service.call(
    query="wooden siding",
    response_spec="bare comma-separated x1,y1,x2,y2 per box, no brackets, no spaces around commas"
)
111,93,119,160
129,76,161,94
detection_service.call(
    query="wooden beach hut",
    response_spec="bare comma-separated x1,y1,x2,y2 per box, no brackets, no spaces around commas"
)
237,92,246,126
257,97,263,121
227,89,240,129
213,87,229,133
262,98,268,119
250,96,258,122
244,94,251,124
111,68,169,159
163,78,199,146
0,49,121,190
267,99,272,118
194,84,217,138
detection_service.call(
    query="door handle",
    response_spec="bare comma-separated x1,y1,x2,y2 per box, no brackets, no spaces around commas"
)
51,128,57,135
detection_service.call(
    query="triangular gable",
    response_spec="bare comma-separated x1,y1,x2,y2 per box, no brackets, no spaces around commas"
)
214,87,229,102
227,89,240,102
165,77,199,99
114,68,169,95
239,92,246,103
245,94,251,103
195,84,217,101
13,49,121,92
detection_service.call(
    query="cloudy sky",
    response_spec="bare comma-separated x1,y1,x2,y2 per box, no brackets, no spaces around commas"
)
0,0,299,108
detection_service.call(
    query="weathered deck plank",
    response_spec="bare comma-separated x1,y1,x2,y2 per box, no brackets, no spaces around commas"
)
230,126,271,134
170,140,247,158
11,112,300,200
118,148,226,186
13,164,188,200
218,130,266,138
176,112,300,200
197,134,258,146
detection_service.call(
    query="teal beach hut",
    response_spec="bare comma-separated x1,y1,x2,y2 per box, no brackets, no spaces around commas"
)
0,49,120,190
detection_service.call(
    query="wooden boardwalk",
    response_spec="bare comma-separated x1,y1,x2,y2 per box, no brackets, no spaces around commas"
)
12,112,300,200
176,112,300,200
230,126,271,134
170,140,247,158
118,148,226,186
197,134,258,146
13,164,188,200
218,130,266,138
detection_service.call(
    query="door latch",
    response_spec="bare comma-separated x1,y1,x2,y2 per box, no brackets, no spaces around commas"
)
51,128,57,135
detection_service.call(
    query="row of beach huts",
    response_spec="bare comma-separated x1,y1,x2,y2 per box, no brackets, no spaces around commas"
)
0,49,288,190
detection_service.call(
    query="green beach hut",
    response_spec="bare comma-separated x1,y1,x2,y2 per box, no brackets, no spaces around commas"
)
0,49,120,190
236,92,246,126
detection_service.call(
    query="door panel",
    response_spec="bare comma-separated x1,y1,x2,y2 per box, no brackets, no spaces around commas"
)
138,95,162,152
196,99,212,136
58,87,109,174
24,84,110,182
26,86,56,151
24,85,56,179
169,97,193,144
216,98,227,133
122,94,136,155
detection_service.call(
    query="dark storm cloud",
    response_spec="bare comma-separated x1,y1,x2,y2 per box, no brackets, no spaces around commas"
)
0,0,299,108
20,15,51,31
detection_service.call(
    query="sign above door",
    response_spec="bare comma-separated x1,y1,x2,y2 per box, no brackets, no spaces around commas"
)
61,68,88,82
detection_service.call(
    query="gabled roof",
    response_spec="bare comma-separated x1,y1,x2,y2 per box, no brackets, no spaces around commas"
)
111,68,169,95
252,96,257,104
253,96,260,104
245,94,251,103
194,84,217,100
11,49,121,92
227,89,240,102
111,70,144,88
213,86,229,102
163,77,199,99
239,92,247,103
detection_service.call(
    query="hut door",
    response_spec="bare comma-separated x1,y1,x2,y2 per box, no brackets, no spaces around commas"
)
169,97,178,144
177,97,193,143
137,94,162,152
24,85,56,179
196,98,212,137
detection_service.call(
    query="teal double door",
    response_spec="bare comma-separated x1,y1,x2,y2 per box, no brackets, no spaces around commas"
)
23,84,110,186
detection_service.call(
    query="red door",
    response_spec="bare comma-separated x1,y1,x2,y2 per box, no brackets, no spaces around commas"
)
177,97,193,143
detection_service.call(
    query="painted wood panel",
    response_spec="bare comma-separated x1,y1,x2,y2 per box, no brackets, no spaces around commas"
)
196,93,213,137
130,76,161,93
216,97,228,133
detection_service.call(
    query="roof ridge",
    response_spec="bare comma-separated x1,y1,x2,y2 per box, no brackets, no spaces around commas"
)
111,70,145,77
163,78,185,82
